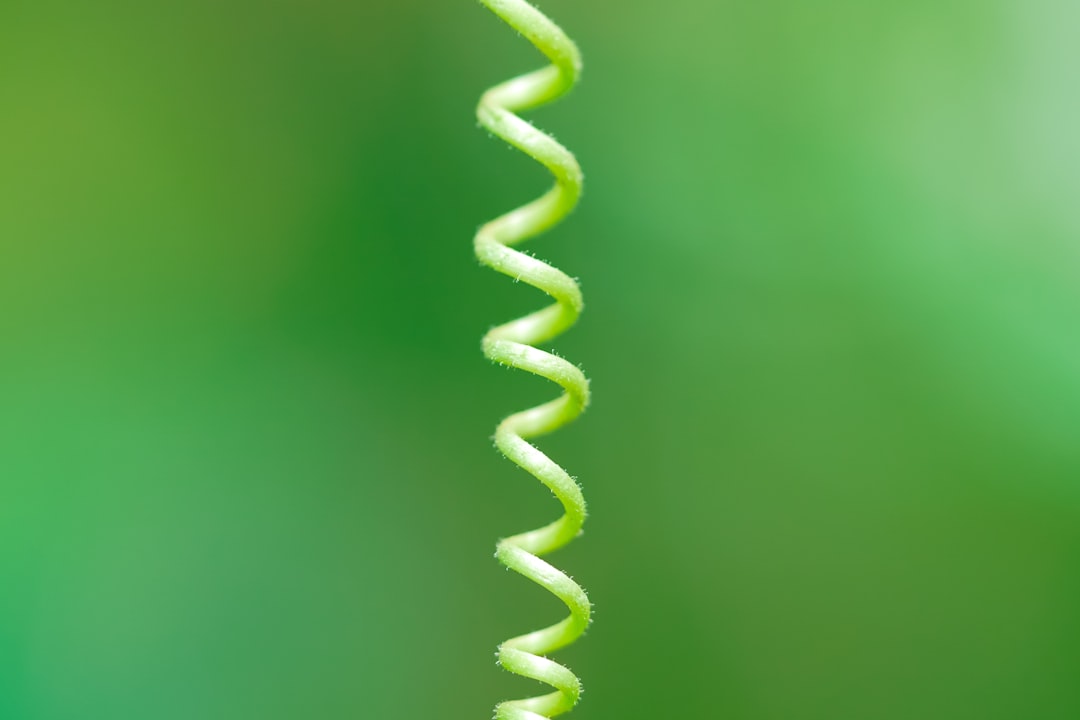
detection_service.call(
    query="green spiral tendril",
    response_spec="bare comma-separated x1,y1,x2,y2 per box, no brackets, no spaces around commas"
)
474,1,590,719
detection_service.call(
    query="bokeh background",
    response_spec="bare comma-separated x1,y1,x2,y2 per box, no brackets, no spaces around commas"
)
2,1,1078,718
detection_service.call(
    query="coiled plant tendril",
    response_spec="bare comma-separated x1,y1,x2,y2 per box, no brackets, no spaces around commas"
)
474,1,590,719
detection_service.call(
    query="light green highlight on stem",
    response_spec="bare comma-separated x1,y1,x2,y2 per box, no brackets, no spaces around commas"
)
474,1,589,719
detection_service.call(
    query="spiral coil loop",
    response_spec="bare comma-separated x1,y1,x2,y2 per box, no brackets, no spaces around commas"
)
475,1,590,719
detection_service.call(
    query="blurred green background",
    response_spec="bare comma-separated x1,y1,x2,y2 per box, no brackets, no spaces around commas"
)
2,1,1078,718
